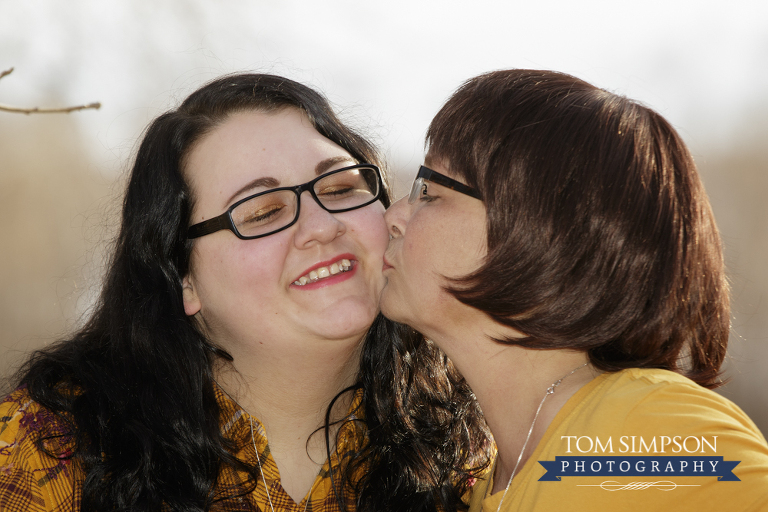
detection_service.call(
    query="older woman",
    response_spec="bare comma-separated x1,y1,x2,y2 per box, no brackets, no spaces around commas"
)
0,74,490,512
381,69,768,511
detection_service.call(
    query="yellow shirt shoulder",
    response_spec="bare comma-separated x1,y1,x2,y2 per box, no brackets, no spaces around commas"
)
470,368,768,512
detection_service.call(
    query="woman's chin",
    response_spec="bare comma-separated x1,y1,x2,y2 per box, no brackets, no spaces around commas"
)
308,308,379,343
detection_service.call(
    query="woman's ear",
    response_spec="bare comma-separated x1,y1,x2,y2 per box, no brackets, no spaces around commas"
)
182,275,202,316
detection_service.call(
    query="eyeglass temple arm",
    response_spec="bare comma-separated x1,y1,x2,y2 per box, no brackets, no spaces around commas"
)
187,214,232,239
419,166,482,200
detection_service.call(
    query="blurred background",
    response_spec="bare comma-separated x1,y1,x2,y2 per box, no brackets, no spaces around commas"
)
1,0,767,434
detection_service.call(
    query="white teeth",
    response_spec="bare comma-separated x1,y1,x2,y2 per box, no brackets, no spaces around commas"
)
293,259,354,286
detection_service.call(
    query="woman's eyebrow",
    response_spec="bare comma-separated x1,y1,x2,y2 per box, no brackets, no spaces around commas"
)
226,176,280,206
225,155,356,206
315,155,357,175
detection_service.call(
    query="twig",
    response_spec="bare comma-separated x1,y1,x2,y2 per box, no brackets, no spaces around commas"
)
0,102,101,114
0,66,101,114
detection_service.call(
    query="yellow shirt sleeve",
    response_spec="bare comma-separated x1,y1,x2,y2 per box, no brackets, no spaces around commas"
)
471,368,768,512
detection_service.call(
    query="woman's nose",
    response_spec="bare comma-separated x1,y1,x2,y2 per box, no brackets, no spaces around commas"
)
385,196,410,239
293,192,346,248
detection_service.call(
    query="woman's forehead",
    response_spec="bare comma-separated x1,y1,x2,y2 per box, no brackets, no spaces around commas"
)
184,109,353,209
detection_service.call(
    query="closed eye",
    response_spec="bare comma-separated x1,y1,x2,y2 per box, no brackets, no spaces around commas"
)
241,204,286,225
317,185,355,198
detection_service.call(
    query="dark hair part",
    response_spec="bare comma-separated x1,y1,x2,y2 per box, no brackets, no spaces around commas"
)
17,73,491,511
426,69,729,388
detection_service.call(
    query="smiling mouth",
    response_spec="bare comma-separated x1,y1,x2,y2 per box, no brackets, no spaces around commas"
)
293,258,353,286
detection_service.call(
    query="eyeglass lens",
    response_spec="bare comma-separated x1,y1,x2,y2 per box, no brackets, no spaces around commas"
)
231,166,379,238
408,177,425,204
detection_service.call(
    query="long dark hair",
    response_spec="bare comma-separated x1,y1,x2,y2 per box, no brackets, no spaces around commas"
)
351,322,491,512
426,69,729,388
16,74,491,511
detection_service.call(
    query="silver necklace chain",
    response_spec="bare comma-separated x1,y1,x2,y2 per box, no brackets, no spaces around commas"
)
247,412,316,512
494,362,589,512
217,381,317,512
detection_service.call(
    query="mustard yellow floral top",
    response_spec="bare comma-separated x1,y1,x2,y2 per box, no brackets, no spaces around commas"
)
0,385,366,511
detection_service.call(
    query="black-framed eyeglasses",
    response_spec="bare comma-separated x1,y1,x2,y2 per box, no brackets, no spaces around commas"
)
187,164,383,240
408,165,482,203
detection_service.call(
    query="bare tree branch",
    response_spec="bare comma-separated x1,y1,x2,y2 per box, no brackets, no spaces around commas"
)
0,102,101,114
0,67,101,114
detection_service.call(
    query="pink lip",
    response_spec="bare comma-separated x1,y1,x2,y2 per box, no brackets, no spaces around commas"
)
382,255,393,272
290,253,357,290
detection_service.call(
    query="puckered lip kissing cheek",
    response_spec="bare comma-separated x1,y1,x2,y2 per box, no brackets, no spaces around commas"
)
291,252,357,290
382,255,394,272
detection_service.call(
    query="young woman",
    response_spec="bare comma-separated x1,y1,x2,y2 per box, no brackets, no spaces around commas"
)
381,69,768,511
0,74,491,512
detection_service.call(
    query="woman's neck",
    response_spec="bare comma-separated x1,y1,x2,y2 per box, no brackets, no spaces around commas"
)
427,320,596,495
214,334,363,501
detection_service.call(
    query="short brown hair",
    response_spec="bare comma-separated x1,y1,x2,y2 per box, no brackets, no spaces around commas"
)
427,69,728,388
